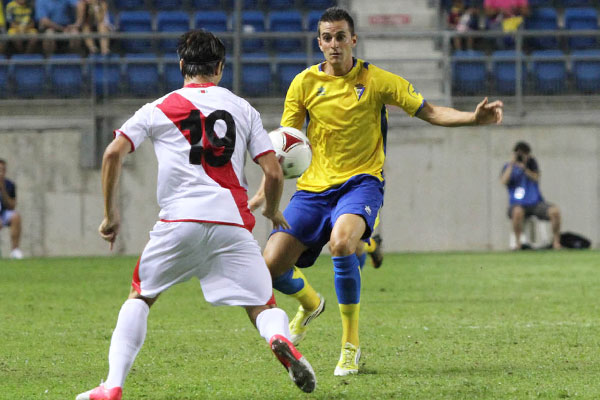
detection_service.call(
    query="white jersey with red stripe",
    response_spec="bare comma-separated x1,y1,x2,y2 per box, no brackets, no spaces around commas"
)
115,82,274,232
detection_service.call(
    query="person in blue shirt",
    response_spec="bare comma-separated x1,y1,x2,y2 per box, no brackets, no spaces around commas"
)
0,159,23,259
35,0,81,56
500,141,561,250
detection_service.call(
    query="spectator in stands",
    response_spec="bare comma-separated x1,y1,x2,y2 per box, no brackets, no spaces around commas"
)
6,0,38,54
0,159,24,259
0,2,6,54
448,0,479,50
500,141,561,250
35,0,82,56
74,0,111,55
484,0,529,49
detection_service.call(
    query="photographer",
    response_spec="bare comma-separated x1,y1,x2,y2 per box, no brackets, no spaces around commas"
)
500,141,561,250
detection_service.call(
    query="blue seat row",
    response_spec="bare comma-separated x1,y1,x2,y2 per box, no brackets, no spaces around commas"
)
0,53,315,98
525,7,599,50
119,10,324,53
112,0,335,11
452,49,600,95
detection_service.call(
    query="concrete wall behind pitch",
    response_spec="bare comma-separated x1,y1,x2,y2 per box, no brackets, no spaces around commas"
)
1,124,598,257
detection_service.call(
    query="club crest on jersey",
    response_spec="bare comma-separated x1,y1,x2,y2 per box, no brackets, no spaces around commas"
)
316,87,326,96
354,84,365,101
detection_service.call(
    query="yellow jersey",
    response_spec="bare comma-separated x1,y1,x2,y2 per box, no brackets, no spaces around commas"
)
281,58,425,193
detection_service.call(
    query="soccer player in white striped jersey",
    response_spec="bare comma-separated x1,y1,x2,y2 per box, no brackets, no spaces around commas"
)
75,30,316,400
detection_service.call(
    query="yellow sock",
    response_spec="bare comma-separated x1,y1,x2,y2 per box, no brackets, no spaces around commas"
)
364,237,377,253
339,303,360,347
289,267,321,311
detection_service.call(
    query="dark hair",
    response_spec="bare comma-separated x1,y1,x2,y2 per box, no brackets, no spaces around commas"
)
513,141,531,154
0,159,5,166
318,7,355,36
176,30,226,79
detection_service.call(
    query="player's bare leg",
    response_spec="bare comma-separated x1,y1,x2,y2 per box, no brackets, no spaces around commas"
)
548,205,562,249
330,214,365,376
511,206,525,250
265,232,325,345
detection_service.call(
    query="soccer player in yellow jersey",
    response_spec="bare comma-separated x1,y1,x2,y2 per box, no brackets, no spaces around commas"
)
251,7,503,376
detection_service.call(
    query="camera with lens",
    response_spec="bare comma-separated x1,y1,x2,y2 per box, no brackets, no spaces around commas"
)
516,154,524,162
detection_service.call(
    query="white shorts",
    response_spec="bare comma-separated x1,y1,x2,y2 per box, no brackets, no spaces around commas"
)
133,221,273,306
0,210,15,227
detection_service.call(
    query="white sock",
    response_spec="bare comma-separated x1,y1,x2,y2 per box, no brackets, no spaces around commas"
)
255,308,290,343
105,299,149,388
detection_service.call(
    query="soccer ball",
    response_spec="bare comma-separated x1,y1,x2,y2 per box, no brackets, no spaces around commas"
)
268,127,312,179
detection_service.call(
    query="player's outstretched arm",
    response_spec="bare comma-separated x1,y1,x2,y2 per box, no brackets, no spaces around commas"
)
248,175,266,212
256,152,290,230
99,135,131,250
417,98,503,127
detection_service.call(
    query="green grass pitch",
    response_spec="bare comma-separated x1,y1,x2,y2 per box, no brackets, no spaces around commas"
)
1,251,600,399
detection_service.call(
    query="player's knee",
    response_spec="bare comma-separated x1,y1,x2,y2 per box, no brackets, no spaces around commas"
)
329,237,356,257
11,212,21,225
548,206,560,219
511,206,524,220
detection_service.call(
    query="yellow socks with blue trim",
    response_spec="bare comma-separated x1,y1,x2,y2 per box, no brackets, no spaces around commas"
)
273,266,321,311
364,237,377,253
339,303,360,346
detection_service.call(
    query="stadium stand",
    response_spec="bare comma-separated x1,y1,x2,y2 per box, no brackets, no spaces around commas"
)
241,53,272,95
492,50,526,94
525,7,559,50
276,52,309,94
308,10,322,52
194,11,229,32
564,7,599,50
531,49,567,94
49,54,85,98
153,0,184,10
191,0,223,9
266,0,297,9
304,0,335,9
270,10,305,53
119,11,154,53
163,55,182,92
572,49,600,93
241,10,266,53
156,11,191,53
10,54,45,98
113,0,145,11
561,0,595,7
125,53,161,97
91,54,122,97
0,55,7,97
452,50,487,95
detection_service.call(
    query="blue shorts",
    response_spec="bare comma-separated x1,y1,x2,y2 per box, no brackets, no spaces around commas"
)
272,174,384,268
0,210,15,227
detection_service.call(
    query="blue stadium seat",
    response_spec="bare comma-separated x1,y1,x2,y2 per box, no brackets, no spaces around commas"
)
525,7,559,49
125,54,160,97
491,50,526,94
308,10,322,53
304,0,335,9
564,7,598,50
0,55,7,97
528,0,553,6
190,0,222,9
164,56,182,92
153,0,183,10
270,11,304,53
561,0,594,7
119,11,154,53
223,0,259,8
266,0,297,9
276,52,309,94
220,63,233,90
195,11,228,32
11,54,45,98
242,11,266,53
242,53,271,96
572,49,600,93
157,11,190,54
452,50,487,95
113,0,145,10
531,49,566,94
91,54,122,97
49,54,84,97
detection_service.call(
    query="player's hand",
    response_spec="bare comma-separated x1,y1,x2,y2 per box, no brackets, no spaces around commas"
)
264,209,290,230
99,217,120,251
474,97,503,125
